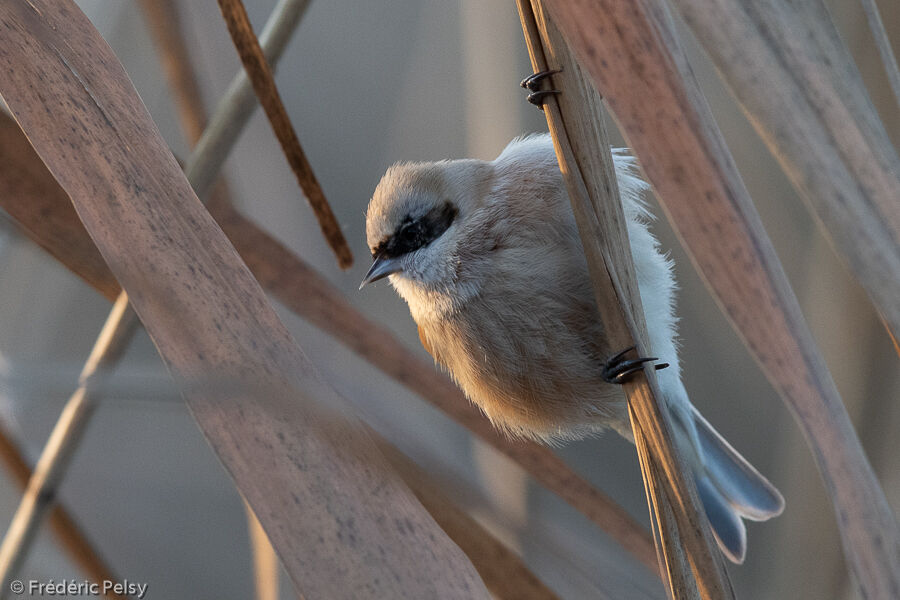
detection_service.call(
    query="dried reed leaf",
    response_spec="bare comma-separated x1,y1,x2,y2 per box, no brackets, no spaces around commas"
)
0,2,488,597
0,116,119,300
0,109,658,574
540,0,900,596
671,0,900,354
519,2,734,597
216,0,353,269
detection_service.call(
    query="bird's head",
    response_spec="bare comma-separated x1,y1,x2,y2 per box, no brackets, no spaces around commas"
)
361,159,493,307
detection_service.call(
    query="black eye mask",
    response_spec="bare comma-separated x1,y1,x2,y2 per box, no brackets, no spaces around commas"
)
373,202,458,259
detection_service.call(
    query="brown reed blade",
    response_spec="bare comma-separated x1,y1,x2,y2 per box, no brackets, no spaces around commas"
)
215,0,353,269
539,0,900,596
0,1,487,597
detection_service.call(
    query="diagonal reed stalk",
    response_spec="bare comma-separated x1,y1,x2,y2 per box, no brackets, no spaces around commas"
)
518,2,734,597
136,0,210,145
0,0,311,589
216,0,353,269
0,425,125,600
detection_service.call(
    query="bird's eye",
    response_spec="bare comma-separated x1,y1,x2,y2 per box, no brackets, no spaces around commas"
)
399,222,421,242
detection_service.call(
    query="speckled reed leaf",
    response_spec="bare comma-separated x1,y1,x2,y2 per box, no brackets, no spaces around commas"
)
0,110,658,576
518,1,734,598
0,1,488,598
538,0,900,597
0,0,311,586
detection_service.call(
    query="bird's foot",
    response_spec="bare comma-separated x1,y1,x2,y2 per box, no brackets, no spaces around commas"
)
520,69,561,108
602,346,669,384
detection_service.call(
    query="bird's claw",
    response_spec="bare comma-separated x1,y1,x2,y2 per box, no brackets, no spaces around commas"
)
521,69,561,91
527,90,561,107
602,346,669,384
521,69,561,108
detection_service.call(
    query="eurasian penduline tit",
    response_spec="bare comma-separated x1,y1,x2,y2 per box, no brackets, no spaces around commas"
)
360,133,784,564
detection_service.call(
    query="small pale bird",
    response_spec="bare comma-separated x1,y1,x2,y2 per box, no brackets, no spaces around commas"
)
361,133,783,563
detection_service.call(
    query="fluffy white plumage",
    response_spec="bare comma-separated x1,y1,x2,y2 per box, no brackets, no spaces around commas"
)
363,134,783,563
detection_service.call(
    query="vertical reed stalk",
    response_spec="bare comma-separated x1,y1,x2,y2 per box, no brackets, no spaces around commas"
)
517,1,734,597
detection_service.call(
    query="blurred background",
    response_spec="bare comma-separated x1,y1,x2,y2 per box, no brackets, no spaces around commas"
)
0,0,897,598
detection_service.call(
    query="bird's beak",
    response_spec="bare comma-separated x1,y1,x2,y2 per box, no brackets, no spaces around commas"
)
359,256,404,289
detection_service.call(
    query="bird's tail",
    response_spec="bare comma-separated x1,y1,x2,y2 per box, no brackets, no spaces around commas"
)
687,406,784,563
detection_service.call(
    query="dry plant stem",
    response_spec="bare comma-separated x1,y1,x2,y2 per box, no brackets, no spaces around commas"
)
0,296,138,593
187,0,311,198
541,0,900,596
0,108,659,575
0,426,125,600
860,0,900,115
632,417,699,600
136,0,208,144
0,1,490,597
0,0,308,589
378,441,561,600
136,0,235,212
246,504,279,600
216,0,353,269
518,1,733,598
671,0,900,348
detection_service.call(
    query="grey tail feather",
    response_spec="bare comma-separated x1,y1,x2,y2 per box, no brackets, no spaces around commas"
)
692,407,785,564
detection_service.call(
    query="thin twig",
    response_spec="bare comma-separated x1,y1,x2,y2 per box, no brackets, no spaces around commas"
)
860,0,900,116
0,296,139,593
0,1,311,589
0,425,125,600
137,0,235,212
185,0,312,200
216,0,353,269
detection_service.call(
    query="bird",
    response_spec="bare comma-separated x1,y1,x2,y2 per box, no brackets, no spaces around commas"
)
360,133,784,563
